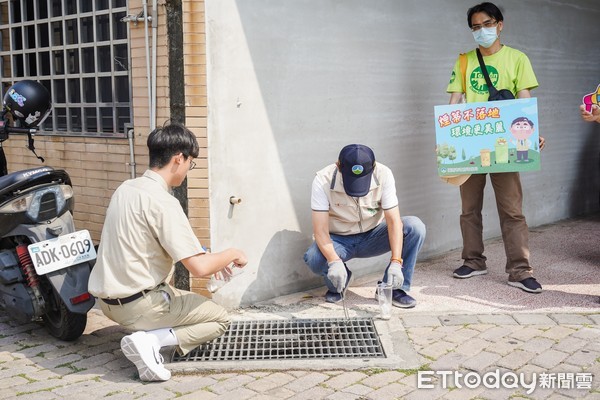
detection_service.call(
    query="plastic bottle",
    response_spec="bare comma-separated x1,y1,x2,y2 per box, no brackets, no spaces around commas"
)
206,264,244,293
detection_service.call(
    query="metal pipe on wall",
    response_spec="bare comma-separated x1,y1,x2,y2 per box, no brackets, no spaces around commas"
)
122,1,155,178
142,0,153,130
127,128,136,179
151,0,158,130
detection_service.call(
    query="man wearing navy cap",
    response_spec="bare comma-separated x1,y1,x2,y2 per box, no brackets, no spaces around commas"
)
303,144,426,307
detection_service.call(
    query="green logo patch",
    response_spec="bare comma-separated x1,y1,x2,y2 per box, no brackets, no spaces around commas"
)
469,65,500,95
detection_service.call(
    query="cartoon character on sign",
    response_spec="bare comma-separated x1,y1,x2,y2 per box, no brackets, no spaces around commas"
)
582,84,600,113
509,117,535,163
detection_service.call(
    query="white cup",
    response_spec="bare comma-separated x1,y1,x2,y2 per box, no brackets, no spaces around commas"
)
377,282,393,320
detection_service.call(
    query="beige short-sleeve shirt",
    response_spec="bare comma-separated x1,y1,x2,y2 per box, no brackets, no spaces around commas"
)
88,170,204,299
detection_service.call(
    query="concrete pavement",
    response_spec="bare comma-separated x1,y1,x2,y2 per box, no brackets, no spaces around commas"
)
0,215,598,399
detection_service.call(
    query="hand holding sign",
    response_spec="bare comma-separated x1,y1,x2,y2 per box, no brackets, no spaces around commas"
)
580,103,600,124
582,84,600,113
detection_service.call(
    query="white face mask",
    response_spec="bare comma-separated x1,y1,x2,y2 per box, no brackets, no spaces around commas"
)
472,26,498,48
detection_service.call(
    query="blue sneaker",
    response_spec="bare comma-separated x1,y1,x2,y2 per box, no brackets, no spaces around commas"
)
391,289,417,308
508,277,542,293
325,291,343,303
375,284,416,308
453,265,487,279
324,269,353,303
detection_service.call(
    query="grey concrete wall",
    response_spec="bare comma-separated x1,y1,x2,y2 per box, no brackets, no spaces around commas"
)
205,0,600,307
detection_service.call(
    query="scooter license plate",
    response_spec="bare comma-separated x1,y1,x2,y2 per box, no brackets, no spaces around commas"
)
28,230,97,275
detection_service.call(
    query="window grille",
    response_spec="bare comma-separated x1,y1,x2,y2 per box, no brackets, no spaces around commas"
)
0,0,131,137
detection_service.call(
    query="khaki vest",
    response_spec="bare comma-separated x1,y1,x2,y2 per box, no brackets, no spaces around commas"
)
316,164,385,235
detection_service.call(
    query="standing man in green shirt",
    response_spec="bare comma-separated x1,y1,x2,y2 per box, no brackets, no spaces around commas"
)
446,2,545,293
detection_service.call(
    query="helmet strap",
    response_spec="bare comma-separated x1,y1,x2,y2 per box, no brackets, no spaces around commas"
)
0,110,8,142
0,146,6,176
26,132,44,163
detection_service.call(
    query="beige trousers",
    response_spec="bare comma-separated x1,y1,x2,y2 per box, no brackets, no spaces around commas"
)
100,283,230,355
459,172,533,282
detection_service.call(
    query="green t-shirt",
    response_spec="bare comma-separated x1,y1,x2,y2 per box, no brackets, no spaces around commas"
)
446,45,538,103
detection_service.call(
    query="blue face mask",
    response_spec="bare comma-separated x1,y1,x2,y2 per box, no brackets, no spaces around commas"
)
472,27,498,48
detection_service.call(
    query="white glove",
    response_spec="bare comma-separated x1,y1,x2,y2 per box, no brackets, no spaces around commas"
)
327,260,347,293
386,260,404,289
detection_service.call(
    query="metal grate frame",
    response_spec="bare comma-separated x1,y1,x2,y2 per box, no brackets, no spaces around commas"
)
173,318,385,362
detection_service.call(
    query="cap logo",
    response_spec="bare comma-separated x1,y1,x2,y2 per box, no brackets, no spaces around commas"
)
351,165,364,175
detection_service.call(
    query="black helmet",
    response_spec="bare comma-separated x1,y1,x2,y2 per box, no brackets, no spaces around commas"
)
3,80,52,128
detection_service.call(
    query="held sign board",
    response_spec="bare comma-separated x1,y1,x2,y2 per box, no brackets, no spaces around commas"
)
434,98,540,176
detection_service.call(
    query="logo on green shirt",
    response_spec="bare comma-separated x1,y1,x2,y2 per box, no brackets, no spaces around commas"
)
470,66,500,95
449,71,456,84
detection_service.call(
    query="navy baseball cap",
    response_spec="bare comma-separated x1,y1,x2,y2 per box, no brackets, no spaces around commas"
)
338,144,376,197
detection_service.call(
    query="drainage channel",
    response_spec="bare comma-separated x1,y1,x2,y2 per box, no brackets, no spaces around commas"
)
172,317,385,362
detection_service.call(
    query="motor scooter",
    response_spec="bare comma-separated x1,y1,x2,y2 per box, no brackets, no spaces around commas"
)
0,80,96,340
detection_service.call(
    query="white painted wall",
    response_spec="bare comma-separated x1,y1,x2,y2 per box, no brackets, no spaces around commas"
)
205,0,600,307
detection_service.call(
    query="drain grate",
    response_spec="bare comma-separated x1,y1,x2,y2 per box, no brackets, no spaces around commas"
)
172,317,385,362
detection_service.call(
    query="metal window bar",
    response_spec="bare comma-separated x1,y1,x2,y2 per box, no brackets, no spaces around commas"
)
173,318,386,362
0,0,131,137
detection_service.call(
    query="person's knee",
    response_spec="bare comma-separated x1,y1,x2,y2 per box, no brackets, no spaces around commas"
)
303,249,312,265
214,308,230,335
404,216,426,239
217,320,230,336
217,306,230,323
303,244,326,274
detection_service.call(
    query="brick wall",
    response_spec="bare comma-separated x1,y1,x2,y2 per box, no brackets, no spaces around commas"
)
183,0,211,297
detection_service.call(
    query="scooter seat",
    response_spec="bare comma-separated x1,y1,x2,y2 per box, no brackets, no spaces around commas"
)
0,167,54,190
0,167,71,204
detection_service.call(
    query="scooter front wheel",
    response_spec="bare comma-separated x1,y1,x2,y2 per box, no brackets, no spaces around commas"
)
43,289,87,341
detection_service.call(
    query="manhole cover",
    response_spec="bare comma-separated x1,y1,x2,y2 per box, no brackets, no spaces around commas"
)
172,317,385,362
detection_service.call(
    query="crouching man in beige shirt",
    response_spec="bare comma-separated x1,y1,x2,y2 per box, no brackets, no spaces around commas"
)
88,122,247,382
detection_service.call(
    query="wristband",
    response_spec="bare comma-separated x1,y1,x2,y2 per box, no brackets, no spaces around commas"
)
391,258,403,264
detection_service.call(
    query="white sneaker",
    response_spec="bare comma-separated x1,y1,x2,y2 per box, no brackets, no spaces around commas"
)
120,331,171,382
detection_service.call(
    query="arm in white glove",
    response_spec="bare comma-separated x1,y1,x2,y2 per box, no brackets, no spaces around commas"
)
327,260,348,293
386,260,404,289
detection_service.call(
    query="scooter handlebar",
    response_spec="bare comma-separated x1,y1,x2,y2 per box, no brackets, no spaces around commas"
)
4,126,37,134
0,116,38,141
